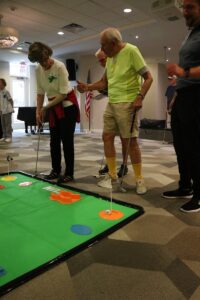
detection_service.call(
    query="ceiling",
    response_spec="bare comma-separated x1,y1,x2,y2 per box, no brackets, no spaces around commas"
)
0,0,187,64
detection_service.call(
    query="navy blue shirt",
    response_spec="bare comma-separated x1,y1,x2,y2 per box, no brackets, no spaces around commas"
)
177,24,200,89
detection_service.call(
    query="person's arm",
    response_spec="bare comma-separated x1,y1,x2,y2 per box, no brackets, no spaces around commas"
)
6,91,14,108
133,70,153,112
77,73,107,93
36,94,45,125
167,63,200,78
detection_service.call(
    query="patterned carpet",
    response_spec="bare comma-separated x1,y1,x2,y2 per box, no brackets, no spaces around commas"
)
1,130,200,300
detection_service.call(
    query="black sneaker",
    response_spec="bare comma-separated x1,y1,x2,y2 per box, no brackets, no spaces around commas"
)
117,164,128,178
99,165,109,176
180,197,200,213
162,188,193,199
43,170,60,180
57,175,74,184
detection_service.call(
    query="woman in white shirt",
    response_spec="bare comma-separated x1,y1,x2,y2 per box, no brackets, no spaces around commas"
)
28,42,80,183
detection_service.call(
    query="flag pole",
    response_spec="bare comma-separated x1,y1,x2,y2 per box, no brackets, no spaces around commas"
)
89,111,91,132
85,69,92,132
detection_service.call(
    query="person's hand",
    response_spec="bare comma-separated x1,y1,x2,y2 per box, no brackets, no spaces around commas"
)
167,64,184,78
132,96,143,112
77,80,88,93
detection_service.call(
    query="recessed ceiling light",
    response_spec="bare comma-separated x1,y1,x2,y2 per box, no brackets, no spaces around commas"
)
58,31,64,35
168,47,171,51
124,8,132,13
135,35,139,39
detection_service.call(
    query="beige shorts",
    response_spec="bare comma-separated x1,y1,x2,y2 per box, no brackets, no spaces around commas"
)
103,102,139,138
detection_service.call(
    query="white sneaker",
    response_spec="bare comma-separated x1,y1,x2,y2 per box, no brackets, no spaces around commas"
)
136,178,147,195
98,173,119,191
0,138,5,142
5,138,12,143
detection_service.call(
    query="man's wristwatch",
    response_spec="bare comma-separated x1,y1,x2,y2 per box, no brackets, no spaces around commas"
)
137,92,144,99
184,68,190,78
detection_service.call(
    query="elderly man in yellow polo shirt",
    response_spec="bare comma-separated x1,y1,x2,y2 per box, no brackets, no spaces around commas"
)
77,27,153,194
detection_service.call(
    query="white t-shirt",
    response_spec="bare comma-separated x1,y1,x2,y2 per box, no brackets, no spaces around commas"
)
0,89,13,114
36,59,72,102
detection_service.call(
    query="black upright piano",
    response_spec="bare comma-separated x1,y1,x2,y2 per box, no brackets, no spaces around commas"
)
17,107,48,134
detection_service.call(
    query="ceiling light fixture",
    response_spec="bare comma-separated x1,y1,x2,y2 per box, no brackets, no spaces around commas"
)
0,14,19,48
124,8,132,13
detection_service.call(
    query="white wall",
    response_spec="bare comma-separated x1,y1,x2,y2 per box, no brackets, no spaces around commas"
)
29,65,37,106
141,63,168,120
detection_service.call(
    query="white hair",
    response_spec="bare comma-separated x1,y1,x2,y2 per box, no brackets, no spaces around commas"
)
100,27,123,43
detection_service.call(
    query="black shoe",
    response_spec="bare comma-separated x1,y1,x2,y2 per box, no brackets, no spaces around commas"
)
117,164,128,178
180,197,200,213
162,188,193,199
99,165,109,176
57,175,74,184
43,170,60,180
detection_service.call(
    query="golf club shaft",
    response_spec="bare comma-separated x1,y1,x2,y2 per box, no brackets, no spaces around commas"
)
35,123,43,175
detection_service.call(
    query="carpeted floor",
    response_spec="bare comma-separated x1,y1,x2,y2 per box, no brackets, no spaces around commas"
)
0,130,200,300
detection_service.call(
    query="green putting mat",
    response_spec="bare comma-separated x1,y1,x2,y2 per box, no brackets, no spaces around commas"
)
0,172,144,296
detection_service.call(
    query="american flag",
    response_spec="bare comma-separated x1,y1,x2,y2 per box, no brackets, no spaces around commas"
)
85,69,93,118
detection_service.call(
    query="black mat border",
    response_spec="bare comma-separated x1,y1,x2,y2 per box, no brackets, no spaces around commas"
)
0,171,144,296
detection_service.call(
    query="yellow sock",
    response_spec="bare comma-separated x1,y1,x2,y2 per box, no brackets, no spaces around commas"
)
106,157,117,179
132,163,143,180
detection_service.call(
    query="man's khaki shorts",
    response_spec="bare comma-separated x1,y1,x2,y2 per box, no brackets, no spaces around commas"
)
103,102,139,138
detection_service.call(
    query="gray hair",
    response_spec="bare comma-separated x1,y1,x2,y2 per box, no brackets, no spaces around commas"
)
100,27,122,43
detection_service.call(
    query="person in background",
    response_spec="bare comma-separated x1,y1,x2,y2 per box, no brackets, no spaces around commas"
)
0,78,14,143
163,0,200,213
95,48,128,178
28,42,80,183
78,28,153,194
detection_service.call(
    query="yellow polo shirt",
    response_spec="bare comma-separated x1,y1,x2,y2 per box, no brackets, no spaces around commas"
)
106,43,147,103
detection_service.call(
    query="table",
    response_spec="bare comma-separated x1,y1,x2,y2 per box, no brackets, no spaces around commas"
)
0,172,143,296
